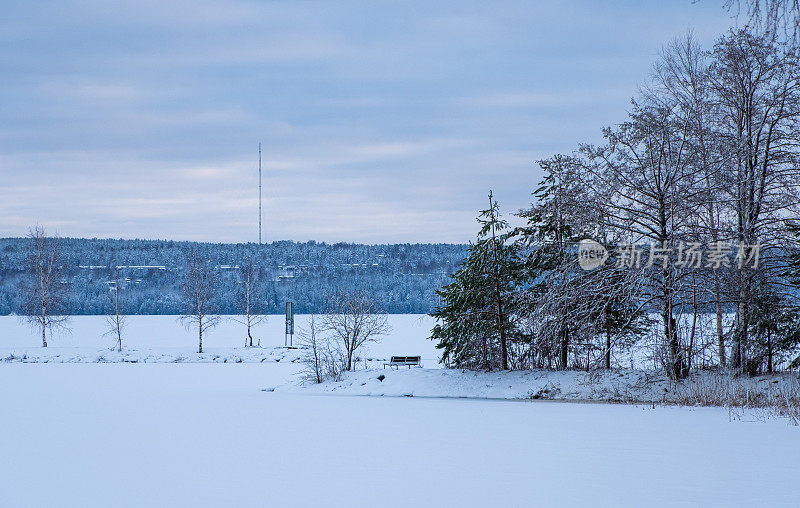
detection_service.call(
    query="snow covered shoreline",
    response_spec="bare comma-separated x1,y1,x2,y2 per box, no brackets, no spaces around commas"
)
280,366,799,408
2,313,797,424
5,344,797,421
0,345,305,364
279,367,664,401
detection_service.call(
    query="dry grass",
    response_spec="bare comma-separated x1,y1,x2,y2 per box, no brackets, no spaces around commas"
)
671,372,800,425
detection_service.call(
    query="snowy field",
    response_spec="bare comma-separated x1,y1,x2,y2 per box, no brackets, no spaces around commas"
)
2,316,799,507
0,314,440,365
2,363,799,507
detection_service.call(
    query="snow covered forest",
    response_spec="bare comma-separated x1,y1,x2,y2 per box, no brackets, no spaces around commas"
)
0,237,465,315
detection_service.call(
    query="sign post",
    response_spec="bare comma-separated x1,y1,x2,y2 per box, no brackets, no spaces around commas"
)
285,301,294,347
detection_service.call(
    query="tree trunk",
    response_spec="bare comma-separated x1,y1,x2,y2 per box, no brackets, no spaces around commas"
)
115,285,122,351
665,304,682,380
662,267,682,380
767,328,773,374
716,289,725,367
604,325,611,369
560,329,569,370
497,283,508,370
41,301,47,347
487,193,508,371
246,286,254,347
687,279,698,374
198,319,203,354
735,291,750,373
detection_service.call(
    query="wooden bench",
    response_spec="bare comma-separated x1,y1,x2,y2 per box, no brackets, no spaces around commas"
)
384,356,422,369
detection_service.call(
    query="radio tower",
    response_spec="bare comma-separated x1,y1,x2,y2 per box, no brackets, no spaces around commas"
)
258,142,262,244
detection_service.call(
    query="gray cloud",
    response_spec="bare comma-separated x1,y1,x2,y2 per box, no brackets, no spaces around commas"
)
0,0,734,243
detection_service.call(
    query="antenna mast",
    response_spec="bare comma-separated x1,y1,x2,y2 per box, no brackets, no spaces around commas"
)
258,142,262,244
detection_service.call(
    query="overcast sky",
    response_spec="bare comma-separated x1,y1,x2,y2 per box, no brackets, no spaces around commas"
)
0,0,736,244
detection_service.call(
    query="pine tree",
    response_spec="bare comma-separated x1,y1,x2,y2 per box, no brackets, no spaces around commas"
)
515,155,647,370
516,155,597,369
430,192,521,370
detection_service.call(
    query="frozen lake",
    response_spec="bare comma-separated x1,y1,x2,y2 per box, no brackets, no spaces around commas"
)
1,315,798,507
0,314,442,366
1,363,798,507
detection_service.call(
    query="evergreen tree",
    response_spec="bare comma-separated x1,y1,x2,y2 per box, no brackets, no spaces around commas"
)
515,156,647,370
515,155,598,369
430,192,521,370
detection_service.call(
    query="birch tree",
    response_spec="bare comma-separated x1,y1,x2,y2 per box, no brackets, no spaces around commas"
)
516,155,601,369
105,266,126,351
20,226,70,347
299,314,345,383
234,258,266,347
725,0,800,42
181,249,220,354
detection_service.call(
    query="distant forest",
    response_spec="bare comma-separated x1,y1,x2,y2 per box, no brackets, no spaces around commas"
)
0,238,466,315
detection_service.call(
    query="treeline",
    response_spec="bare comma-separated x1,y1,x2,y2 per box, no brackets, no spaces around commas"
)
0,236,466,315
432,17,800,378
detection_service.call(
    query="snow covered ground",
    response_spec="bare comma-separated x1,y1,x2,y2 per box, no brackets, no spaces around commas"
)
2,363,798,507
2,315,799,506
0,314,440,365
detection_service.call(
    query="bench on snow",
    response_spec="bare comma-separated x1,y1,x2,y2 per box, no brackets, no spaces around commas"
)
384,356,422,369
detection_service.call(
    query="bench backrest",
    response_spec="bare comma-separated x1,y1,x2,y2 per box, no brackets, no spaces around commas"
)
390,356,421,364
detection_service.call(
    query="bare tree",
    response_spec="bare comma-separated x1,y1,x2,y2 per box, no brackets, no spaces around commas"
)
649,32,732,367
298,315,345,383
710,28,800,370
583,101,704,379
322,291,390,371
180,249,220,354
299,315,324,383
104,266,126,351
233,258,266,347
20,226,70,347
725,0,800,43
